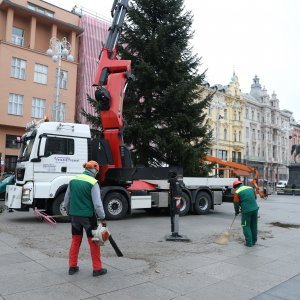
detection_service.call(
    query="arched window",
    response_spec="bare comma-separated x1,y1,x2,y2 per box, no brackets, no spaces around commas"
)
223,109,227,119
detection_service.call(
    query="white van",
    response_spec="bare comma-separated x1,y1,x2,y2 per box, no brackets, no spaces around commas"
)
276,181,287,194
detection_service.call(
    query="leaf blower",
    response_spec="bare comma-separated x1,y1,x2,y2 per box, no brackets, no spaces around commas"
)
92,223,123,257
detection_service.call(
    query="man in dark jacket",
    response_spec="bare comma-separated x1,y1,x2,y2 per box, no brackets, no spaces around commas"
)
64,161,107,276
233,180,259,247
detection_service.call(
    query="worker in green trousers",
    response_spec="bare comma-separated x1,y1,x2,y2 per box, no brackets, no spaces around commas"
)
233,180,259,247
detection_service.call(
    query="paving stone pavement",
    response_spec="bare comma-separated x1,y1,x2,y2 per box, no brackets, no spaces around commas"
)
0,194,300,299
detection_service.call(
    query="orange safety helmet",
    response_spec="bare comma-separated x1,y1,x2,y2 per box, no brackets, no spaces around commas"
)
83,160,100,172
233,180,243,188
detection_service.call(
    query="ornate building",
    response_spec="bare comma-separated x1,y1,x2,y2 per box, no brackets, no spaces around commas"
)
205,74,293,182
206,73,244,177
243,75,291,182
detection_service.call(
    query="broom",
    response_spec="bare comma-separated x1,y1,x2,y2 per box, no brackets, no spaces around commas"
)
215,215,236,245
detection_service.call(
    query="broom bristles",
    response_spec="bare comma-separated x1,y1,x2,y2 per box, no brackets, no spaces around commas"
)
215,231,230,245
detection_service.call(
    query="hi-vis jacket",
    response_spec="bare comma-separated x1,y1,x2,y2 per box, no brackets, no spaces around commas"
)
233,185,258,214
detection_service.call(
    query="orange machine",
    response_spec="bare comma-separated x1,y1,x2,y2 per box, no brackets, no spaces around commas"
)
205,155,266,199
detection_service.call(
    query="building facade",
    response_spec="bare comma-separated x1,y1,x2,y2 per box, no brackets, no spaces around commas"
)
243,75,291,182
0,0,82,173
206,73,245,177
206,73,293,183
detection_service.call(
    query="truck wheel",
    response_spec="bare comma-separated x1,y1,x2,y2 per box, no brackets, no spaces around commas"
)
52,193,70,223
103,192,128,220
179,193,191,216
194,192,212,215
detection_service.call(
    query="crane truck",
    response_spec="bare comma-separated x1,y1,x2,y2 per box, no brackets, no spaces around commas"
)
5,0,237,220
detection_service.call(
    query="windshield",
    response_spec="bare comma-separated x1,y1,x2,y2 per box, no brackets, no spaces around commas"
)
18,130,36,162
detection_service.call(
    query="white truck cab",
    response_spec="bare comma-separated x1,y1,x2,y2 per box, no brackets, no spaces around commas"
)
6,120,91,216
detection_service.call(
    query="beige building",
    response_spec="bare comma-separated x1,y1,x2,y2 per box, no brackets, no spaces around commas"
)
0,0,82,173
205,73,245,177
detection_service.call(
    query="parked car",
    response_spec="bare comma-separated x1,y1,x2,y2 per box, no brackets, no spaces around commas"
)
276,180,287,194
0,174,15,199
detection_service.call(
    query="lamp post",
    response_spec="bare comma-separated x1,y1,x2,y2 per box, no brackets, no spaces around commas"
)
210,98,225,177
46,37,74,121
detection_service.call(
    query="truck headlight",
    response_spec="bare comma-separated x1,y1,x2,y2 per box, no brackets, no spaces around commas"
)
22,189,31,202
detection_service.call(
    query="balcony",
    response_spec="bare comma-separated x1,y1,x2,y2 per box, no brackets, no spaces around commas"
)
246,156,265,162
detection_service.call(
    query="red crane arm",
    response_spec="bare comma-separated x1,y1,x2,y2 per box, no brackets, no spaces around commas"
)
93,0,131,169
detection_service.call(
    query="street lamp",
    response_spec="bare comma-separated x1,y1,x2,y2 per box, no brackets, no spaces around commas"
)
46,37,74,121
210,98,225,177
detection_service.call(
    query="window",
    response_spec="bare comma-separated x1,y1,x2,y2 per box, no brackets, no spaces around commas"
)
252,110,254,120
246,109,249,119
4,155,18,173
238,131,241,142
223,109,227,120
238,112,241,121
28,3,54,17
11,27,24,46
234,130,237,142
55,69,68,89
237,152,242,163
11,57,26,79
8,93,23,115
234,111,237,121
32,98,46,118
258,130,260,140
52,102,66,122
218,150,227,160
45,137,74,157
252,129,256,140
224,128,227,140
34,64,48,84
246,127,249,138
6,135,21,149
232,151,236,162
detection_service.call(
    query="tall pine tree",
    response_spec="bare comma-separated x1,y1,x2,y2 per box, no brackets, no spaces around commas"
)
119,0,213,176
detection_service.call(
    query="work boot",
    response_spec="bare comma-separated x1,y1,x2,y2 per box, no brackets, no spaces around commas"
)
69,266,79,275
93,268,107,277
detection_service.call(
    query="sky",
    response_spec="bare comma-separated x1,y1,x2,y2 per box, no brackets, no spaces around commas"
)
46,0,300,121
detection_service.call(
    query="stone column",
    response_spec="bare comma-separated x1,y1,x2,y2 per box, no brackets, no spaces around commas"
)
51,24,57,38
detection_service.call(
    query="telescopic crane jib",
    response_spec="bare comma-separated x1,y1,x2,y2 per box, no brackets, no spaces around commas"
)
93,0,134,172
205,155,266,199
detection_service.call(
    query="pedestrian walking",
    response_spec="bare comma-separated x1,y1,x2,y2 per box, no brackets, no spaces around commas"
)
233,180,259,247
63,160,107,276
